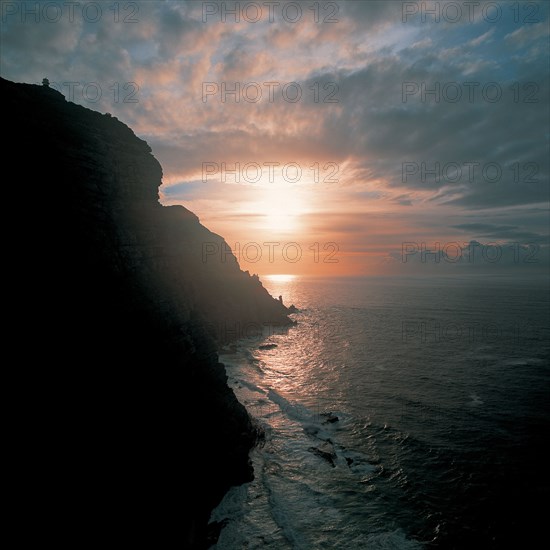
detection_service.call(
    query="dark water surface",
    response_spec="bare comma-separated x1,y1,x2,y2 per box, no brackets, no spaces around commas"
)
212,276,550,549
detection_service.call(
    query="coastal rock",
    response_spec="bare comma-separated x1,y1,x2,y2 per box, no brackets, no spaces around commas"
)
259,343,278,350
321,412,340,424
308,441,337,467
2,76,291,548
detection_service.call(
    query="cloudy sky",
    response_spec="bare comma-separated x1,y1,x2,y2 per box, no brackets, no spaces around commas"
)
1,0,548,275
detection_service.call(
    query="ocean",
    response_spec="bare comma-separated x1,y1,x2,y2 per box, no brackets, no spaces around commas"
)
210,275,550,549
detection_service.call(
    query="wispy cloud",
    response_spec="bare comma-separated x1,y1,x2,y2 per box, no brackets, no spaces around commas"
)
1,0,548,274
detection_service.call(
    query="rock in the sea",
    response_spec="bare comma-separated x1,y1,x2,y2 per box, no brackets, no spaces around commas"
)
308,441,337,467
321,412,339,424
259,343,278,350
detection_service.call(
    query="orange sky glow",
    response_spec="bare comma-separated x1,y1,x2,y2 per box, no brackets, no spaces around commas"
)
2,1,547,277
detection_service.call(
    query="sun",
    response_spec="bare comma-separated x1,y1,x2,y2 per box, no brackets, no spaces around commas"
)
257,186,307,234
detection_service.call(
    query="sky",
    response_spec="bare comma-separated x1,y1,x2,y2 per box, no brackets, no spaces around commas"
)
1,0,548,276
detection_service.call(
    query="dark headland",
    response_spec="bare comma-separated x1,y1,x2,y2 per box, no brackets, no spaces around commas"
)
1,77,292,547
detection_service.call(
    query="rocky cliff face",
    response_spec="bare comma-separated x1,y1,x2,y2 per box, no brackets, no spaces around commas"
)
1,77,290,547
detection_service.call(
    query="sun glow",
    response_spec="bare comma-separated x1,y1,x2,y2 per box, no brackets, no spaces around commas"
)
257,186,308,234
264,274,297,282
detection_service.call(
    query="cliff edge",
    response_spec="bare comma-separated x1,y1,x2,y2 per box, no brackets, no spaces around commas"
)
1,76,291,547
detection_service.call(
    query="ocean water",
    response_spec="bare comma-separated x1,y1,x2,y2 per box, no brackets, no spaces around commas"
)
211,276,550,549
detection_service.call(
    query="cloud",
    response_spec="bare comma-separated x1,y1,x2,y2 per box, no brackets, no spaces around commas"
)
468,28,495,47
505,21,548,47
391,195,413,206
1,0,548,274
451,223,549,245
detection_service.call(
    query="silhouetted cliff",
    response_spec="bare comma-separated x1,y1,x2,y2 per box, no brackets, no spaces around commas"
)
1,77,291,547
